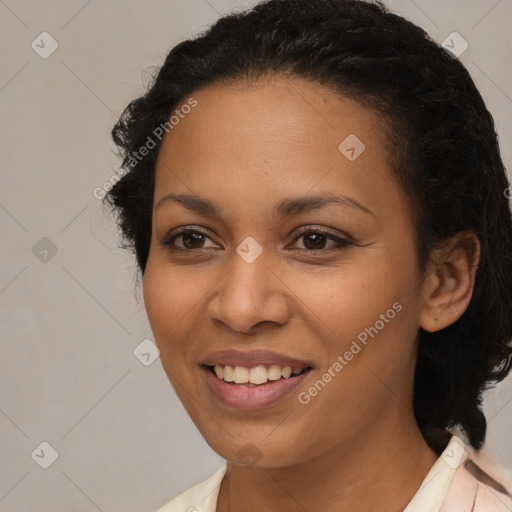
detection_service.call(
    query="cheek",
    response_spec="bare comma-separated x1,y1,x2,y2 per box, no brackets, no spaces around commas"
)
142,259,199,352
287,256,408,339
290,247,421,382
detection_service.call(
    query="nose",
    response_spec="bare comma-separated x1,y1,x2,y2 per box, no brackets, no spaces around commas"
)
207,251,291,334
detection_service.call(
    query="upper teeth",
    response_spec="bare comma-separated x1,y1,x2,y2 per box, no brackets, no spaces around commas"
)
213,364,305,385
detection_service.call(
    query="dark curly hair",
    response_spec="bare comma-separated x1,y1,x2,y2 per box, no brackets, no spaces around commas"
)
104,0,512,450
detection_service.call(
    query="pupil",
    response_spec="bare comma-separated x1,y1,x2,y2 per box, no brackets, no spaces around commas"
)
304,233,325,250
183,232,204,249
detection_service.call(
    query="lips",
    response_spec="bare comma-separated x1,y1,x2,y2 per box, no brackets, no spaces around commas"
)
203,365,312,409
200,348,313,368
199,349,314,409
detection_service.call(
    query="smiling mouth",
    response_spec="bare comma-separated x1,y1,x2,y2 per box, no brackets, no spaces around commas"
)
204,364,313,387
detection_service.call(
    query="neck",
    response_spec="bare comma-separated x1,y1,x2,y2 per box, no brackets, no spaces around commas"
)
216,417,440,512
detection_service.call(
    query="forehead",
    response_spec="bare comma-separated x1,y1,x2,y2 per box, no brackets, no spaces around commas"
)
158,75,387,160
153,75,402,220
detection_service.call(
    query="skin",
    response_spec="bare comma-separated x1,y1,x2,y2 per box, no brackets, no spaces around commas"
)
143,74,480,512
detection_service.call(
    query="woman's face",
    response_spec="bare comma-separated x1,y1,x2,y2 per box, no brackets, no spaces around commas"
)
143,75,429,468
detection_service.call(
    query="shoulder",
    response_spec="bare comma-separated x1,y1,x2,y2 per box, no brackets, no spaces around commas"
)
156,465,227,512
441,451,512,511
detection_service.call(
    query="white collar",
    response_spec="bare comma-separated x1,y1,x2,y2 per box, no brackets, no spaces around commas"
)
157,434,466,512
404,434,466,512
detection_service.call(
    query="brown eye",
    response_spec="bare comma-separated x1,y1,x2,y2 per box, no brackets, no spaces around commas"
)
163,228,217,251
291,229,352,252
181,231,207,249
302,232,328,250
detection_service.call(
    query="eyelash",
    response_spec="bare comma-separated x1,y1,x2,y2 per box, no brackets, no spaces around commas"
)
162,226,353,254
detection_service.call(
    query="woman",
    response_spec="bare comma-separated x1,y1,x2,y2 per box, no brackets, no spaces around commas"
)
104,0,512,510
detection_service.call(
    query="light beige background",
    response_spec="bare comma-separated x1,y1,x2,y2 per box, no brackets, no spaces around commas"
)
1,0,511,510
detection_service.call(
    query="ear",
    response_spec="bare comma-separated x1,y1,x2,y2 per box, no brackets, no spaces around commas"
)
419,231,480,333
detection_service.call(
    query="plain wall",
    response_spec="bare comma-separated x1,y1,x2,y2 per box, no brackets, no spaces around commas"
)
1,0,511,510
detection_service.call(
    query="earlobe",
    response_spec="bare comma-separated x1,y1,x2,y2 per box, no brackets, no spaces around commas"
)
419,231,480,333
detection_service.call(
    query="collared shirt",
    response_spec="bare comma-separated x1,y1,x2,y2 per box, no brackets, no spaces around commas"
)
157,434,512,512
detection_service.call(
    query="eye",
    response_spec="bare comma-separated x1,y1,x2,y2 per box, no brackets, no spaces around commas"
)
162,227,219,251
162,226,352,254
289,228,352,253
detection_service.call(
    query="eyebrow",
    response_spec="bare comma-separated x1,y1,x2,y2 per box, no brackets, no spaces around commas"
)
154,193,374,217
